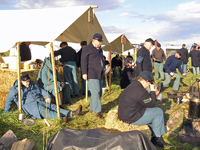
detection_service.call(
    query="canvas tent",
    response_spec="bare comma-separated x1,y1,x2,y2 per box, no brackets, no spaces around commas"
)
0,6,110,119
0,6,109,52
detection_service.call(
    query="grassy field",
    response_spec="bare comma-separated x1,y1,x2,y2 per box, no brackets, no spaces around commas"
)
1,55,200,150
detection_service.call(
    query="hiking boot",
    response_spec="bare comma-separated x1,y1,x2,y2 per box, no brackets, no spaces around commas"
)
89,109,93,113
62,116,69,123
93,112,104,118
172,90,178,94
70,94,75,98
75,94,79,97
151,136,171,147
70,105,82,117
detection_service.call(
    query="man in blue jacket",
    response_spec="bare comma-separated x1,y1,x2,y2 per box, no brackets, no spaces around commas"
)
3,74,82,119
81,33,105,118
159,51,187,93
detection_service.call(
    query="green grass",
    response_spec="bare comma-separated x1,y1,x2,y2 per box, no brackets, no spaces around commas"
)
1,56,200,149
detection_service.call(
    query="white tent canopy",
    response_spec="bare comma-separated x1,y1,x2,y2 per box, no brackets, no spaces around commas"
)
0,6,110,52
102,34,134,53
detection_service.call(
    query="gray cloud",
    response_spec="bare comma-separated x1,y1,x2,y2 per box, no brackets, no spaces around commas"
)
0,0,9,5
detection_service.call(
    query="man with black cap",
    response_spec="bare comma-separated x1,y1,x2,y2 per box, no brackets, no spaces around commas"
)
111,54,122,78
136,38,155,75
179,44,188,74
118,71,171,147
152,43,166,80
54,42,79,98
159,51,187,93
188,45,200,75
81,33,105,118
3,73,82,120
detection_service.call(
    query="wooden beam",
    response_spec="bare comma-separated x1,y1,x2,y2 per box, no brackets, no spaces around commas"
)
109,47,112,93
50,42,61,119
17,42,22,113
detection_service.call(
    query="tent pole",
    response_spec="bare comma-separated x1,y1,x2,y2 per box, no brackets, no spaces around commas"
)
109,47,112,93
17,42,22,113
50,42,61,119
121,34,125,68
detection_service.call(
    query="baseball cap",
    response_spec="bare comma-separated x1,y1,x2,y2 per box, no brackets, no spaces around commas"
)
139,71,154,84
145,38,155,45
93,33,103,42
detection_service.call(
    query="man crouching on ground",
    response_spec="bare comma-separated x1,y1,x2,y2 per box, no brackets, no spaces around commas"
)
3,73,82,119
118,71,171,147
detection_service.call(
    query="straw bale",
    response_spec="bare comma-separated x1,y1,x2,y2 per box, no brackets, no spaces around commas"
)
104,107,151,140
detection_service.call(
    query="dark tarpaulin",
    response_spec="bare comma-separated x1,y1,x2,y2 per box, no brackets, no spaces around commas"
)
46,128,156,150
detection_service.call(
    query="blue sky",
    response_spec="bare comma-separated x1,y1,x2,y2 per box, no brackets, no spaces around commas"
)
1,0,200,49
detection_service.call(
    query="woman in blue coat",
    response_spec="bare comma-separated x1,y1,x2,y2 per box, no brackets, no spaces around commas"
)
3,74,82,119
38,58,71,105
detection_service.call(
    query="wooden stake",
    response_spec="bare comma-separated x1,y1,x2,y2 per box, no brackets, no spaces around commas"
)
50,42,61,119
17,42,22,113
109,47,112,93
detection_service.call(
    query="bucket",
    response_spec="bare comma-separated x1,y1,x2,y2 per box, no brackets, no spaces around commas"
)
189,98,200,118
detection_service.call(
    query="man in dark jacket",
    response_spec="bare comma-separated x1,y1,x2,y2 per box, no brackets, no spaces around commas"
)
54,42,79,98
81,33,105,118
160,51,186,93
179,44,188,74
136,38,154,75
118,71,170,147
20,42,31,61
189,45,200,75
111,54,122,78
3,74,82,119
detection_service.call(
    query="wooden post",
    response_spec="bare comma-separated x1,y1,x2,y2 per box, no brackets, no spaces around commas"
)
109,47,112,93
50,42,61,119
121,34,126,68
17,42,22,113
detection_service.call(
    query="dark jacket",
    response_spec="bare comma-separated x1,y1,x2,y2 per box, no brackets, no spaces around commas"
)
54,46,77,64
163,55,183,74
151,48,166,63
81,42,105,79
120,67,135,89
3,80,51,119
179,47,188,64
118,80,156,124
136,46,152,75
189,50,200,67
76,48,82,68
20,42,31,61
111,57,122,68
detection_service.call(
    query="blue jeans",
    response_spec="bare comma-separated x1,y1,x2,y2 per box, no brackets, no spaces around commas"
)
181,63,187,74
132,107,166,137
154,62,164,80
192,66,199,75
88,79,103,113
113,65,121,78
63,62,79,95
163,72,180,91
38,103,70,119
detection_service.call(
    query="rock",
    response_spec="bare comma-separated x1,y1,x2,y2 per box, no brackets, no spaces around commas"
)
11,138,36,150
0,130,18,150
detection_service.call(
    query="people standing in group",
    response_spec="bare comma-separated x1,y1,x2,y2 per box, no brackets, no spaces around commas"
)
189,45,200,75
77,41,91,96
38,58,71,106
151,43,166,81
179,44,188,74
118,71,170,147
20,42,32,61
81,33,105,118
159,51,187,94
54,42,79,98
120,58,135,89
111,54,122,78
136,38,155,75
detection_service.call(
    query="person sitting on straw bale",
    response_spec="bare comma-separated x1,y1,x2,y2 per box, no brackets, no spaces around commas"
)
118,71,171,147
3,73,82,119
38,57,71,106
120,58,135,89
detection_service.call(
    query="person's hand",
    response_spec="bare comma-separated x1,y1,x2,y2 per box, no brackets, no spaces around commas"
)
60,82,65,88
170,72,174,77
155,89,159,96
182,73,188,77
150,84,155,90
82,74,87,80
45,98,51,104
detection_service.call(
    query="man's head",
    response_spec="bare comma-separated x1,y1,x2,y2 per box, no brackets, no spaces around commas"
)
175,51,182,59
156,43,161,50
193,45,196,50
124,59,131,67
144,38,154,50
128,52,130,55
138,71,154,89
198,47,200,51
182,44,186,48
21,73,30,88
116,54,120,60
60,42,68,48
80,41,87,48
92,33,103,48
